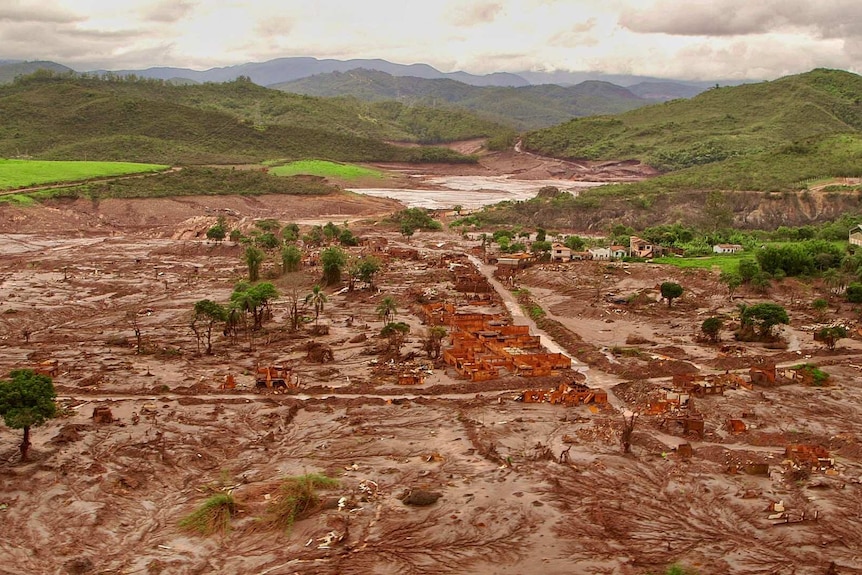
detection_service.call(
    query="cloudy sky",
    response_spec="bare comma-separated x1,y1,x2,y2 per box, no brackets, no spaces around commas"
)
1,0,859,80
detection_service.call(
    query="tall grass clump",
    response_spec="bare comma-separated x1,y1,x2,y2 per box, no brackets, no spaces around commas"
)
178,492,236,536
259,473,338,532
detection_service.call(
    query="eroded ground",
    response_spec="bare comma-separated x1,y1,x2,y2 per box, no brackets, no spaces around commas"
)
1,181,862,575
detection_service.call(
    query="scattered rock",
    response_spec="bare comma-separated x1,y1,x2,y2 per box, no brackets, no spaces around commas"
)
402,489,441,506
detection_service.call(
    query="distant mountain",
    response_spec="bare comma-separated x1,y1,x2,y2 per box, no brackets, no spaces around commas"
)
523,68,862,174
627,82,707,101
101,57,530,88
0,60,73,84
274,69,656,129
0,74,509,163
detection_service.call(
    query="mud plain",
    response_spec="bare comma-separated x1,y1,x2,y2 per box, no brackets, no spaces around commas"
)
1,161,862,575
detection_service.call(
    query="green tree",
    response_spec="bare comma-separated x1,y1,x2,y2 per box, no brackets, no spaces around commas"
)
281,244,302,274
422,326,447,359
206,223,226,243
323,222,341,243
817,326,847,351
244,245,265,282
229,229,242,244
400,222,415,241
231,282,278,330
304,285,328,326
535,228,547,242
320,246,347,286
846,283,862,303
381,322,410,356
376,296,398,324
303,225,324,247
339,228,358,246
281,223,300,242
701,317,723,343
660,282,684,307
719,271,742,300
531,240,552,255
812,298,829,319
739,302,789,339
192,300,227,355
564,235,585,251
353,257,381,290
738,259,759,283
0,369,57,460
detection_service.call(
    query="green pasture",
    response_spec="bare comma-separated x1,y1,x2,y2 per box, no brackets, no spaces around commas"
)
651,254,755,274
269,160,385,180
0,159,168,190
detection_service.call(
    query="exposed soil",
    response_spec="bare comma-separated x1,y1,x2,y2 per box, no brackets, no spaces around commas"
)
1,151,862,575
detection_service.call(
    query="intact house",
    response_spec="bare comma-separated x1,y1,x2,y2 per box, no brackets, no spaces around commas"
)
551,243,572,262
713,244,744,254
588,247,612,260
850,225,862,247
629,236,658,258
610,245,628,259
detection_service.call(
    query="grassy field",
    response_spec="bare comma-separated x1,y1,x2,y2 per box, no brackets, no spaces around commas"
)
651,254,755,274
0,159,167,190
269,160,386,180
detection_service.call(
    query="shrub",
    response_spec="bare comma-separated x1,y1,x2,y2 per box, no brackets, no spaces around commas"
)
179,493,236,536
259,473,338,532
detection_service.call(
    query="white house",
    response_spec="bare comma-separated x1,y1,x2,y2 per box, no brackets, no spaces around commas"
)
609,245,628,259
713,244,744,254
589,247,611,260
850,225,862,247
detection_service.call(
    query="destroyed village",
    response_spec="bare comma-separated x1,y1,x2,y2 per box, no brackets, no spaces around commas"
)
4,61,862,575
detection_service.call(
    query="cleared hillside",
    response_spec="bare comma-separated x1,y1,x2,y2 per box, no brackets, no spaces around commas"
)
274,69,655,129
522,68,862,172
0,74,502,163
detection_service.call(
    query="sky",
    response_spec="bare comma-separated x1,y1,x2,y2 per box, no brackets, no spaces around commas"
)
1,0,860,81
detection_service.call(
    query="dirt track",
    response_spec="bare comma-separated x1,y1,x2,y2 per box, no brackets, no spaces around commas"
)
1,154,862,574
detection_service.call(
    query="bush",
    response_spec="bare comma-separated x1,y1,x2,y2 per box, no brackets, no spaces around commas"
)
847,283,862,303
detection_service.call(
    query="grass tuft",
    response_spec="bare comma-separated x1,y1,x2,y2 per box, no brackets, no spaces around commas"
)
259,473,338,532
178,492,236,536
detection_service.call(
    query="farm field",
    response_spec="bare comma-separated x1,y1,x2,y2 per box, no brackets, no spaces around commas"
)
0,159,168,190
269,159,387,181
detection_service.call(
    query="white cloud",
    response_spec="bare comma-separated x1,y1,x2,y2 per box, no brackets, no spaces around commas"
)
0,0,858,80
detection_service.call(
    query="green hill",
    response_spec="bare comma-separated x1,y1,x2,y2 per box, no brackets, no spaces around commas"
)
0,73,501,163
273,69,655,130
0,61,73,84
522,68,862,172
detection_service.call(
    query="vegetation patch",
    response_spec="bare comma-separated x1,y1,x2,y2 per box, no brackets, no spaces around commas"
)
259,473,338,532
178,492,236,536
0,159,167,190
270,160,385,180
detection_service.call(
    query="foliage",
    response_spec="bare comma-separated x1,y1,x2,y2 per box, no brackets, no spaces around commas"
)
388,208,442,231
352,257,381,290
259,473,338,532
793,363,831,385
812,298,829,317
376,296,398,323
179,493,236,536
564,235,585,251
423,326,448,359
739,302,790,339
321,246,347,285
701,317,723,343
206,219,227,242
847,283,862,303
719,271,743,298
281,222,300,241
0,369,57,460
244,246,265,282
304,285,328,325
755,240,844,277
192,299,228,355
281,244,302,273
381,321,411,354
230,282,278,330
817,326,847,350
660,282,684,307
0,159,167,190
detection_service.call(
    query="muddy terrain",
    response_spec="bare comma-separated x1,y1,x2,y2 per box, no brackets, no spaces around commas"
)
1,155,862,575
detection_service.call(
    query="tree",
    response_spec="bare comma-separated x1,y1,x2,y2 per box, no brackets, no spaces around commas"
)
230,282,278,331
701,317,723,343
400,222,415,242
739,302,789,339
812,298,829,319
660,282,684,307
281,223,300,242
206,223,226,243
320,246,347,286
304,285,328,326
353,257,381,290
0,369,57,460
422,326,447,359
281,244,302,274
229,229,242,244
817,326,847,351
847,283,862,303
244,245,265,282
535,228,547,242
381,322,410,356
323,221,341,243
376,296,398,324
564,235,585,251
192,299,227,355
719,271,742,300
738,259,759,283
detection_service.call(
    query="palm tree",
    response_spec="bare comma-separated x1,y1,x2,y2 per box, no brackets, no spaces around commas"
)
305,285,328,325
376,296,397,324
